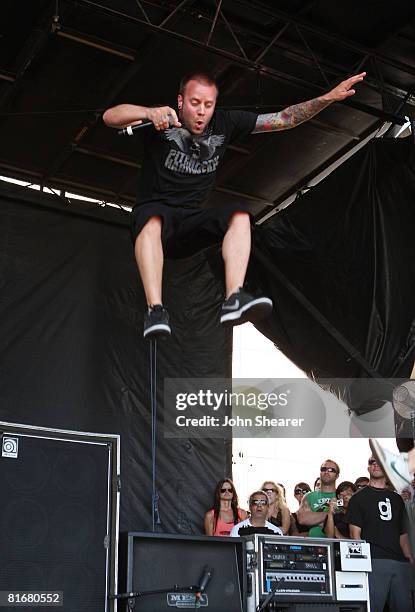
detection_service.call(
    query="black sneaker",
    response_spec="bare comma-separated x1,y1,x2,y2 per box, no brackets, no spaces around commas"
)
143,305,171,339
220,288,273,326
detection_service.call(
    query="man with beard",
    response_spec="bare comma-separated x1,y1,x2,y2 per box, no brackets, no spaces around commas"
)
296,459,339,537
348,455,414,612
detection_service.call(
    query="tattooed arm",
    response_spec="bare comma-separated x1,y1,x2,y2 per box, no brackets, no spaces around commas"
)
253,72,366,133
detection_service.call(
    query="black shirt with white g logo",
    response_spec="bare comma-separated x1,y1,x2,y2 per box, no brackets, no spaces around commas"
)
346,486,408,561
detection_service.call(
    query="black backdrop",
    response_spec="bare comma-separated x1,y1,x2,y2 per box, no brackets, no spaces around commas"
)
0,189,233,534
0,137,414,533
250,138,415,412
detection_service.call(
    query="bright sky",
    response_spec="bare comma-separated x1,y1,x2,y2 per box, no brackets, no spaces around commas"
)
232,323,399,511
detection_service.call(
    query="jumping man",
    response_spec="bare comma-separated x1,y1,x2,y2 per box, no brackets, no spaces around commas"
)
103,71,366,339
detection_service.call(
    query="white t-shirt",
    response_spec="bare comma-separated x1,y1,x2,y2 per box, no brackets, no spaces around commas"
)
230,518,283,537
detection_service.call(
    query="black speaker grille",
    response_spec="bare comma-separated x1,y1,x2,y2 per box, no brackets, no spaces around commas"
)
0,434,111,612
128,534,245,612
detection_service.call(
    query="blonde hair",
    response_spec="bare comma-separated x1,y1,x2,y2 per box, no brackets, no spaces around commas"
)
261,480,289,512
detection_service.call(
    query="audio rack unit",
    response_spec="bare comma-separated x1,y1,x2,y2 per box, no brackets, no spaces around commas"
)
245,535,371,612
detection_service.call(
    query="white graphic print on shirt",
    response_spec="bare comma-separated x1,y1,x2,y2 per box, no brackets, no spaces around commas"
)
378,497,392,521
164,127,225,175
311,497,333,510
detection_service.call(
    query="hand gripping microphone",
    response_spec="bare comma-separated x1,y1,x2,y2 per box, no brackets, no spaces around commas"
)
117,112,177,136
195,566,213,600
117,120,154,136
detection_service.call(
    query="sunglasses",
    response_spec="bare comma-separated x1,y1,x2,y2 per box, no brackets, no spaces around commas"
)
262,488,277,493
320,467,337,473
368,459,378,466
295,488,310,495
220,487,233,493
251,499,268,506
356,484,367,488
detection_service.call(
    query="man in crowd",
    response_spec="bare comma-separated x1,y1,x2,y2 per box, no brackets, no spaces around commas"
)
354,476,369,490
324,480,356,539
103,71,366,339
296,459,339,537
230,491,282,536
348,455,414,612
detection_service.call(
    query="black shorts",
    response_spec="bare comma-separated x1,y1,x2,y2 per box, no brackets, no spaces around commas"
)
131,202,251,258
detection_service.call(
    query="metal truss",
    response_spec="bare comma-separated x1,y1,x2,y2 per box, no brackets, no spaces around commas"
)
0,0,414,210
70,0,415,108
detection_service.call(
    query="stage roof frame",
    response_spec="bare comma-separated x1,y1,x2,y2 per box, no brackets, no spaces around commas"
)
1,0,415,220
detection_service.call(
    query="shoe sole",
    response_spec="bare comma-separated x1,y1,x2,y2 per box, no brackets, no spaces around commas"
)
220,298,273,327
143,323,172,340
369,438,410,493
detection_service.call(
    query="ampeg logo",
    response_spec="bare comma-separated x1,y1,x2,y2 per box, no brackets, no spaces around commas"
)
2,436,19,458
167,593,208,608
347,543,362,556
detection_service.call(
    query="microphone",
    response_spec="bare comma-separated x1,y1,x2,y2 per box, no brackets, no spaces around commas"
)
195,566,213,599
257,577,285,612
117,120,154,136
117,112,178,136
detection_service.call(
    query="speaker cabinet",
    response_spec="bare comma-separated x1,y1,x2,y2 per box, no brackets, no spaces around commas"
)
0,422,120,612
127,532,246,611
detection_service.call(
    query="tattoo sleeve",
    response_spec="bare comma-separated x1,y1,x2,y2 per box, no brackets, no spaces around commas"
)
253,96,332,133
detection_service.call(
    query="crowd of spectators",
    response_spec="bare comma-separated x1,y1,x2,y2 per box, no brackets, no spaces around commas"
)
204,455,415,612
204,457,412,540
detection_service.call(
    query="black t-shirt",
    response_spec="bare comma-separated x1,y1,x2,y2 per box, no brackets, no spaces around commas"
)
136,109,258,208
292,511,309,534
268,510,283,527
334,511,350,538
346,486,408,561
237,525,280,536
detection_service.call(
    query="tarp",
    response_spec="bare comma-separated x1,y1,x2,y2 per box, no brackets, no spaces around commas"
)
252,138,415,411
0,189,233,534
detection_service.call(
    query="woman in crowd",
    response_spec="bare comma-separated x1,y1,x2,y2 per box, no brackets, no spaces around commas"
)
261,480,291,534
325,480,356,539
314,477,321,491
277,483,286,499
204,478,247,536
290,482,311,537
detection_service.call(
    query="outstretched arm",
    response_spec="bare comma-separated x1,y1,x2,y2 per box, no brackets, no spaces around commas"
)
253,72,366,133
